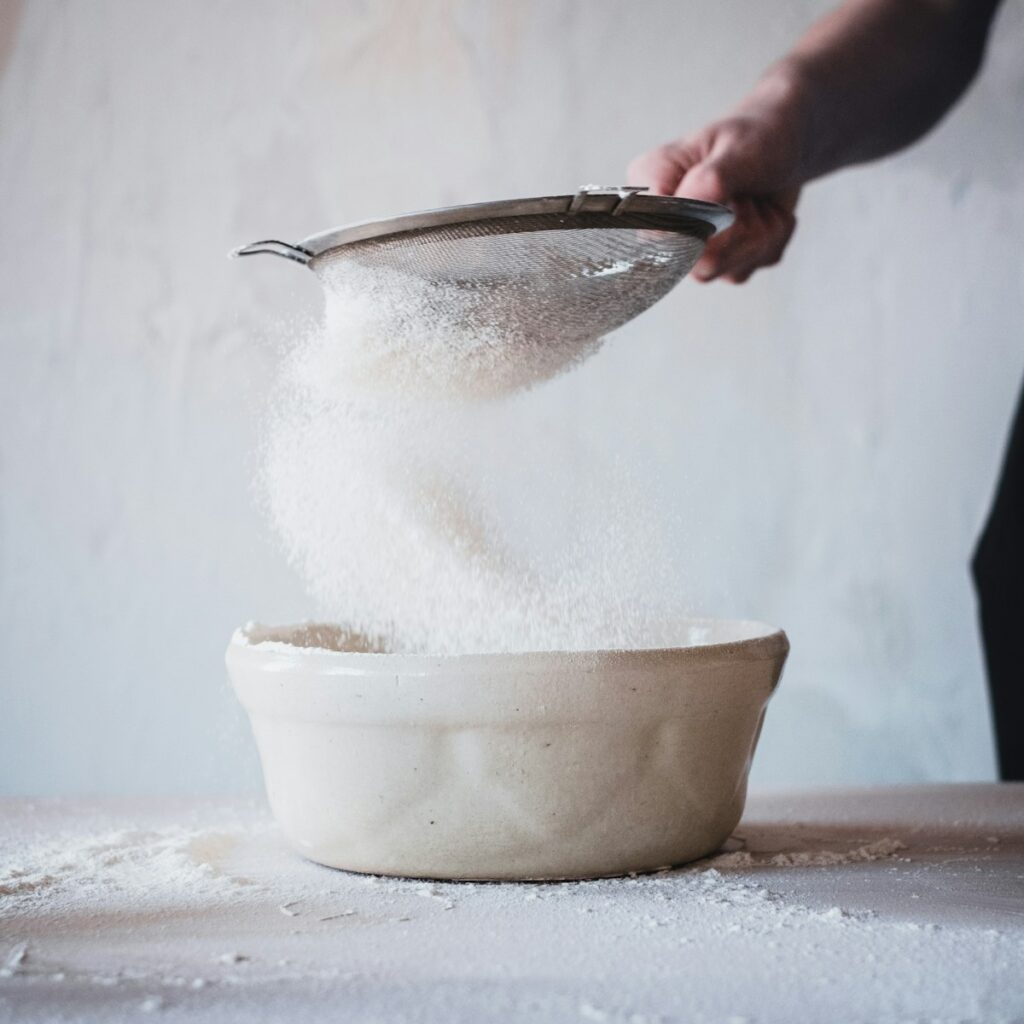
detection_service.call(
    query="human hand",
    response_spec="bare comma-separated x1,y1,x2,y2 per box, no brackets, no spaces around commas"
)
627,108,802,284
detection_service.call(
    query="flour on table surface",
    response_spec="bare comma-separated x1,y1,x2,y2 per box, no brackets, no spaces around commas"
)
0,942,28,979
0,825,255,916
2,795,1022,1023
705,835,909,869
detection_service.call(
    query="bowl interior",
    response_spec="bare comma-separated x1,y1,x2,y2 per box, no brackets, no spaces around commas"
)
235,614,786,663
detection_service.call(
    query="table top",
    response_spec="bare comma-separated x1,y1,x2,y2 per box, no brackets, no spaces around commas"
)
1,785,1022,1024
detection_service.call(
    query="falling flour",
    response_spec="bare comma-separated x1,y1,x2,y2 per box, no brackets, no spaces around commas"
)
260,263,689,655
309,264,607,400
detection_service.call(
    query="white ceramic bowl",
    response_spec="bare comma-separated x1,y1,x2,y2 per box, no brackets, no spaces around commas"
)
227,620,788,881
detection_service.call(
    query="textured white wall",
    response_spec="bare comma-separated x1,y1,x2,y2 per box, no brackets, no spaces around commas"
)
2,0,1021,795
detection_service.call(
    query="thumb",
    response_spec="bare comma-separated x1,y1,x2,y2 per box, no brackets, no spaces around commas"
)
626,146,686,197
676,161,731,205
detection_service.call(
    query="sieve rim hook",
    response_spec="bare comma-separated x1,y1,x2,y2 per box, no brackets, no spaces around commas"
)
230,240,313,264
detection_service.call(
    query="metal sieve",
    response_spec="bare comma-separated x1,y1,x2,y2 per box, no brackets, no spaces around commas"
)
233,186,733,348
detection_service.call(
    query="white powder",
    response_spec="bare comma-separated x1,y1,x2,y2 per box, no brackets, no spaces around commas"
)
0,826,253,916
705,836,909,869
3,797,1021,1022
260,264,689,655
311,264,607,400
0,941,28,978
765,836,909,867
704,835,913,868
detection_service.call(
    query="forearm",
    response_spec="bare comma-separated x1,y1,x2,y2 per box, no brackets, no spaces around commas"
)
738,0,1002,185
626,0,1003,283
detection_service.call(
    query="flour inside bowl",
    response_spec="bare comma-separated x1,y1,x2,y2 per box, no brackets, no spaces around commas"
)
259,267,689,655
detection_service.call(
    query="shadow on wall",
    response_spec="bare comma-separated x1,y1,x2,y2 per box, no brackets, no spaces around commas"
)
0,0,22,79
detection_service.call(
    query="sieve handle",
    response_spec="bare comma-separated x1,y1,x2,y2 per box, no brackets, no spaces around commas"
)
569,185,647,216
230,240,313,265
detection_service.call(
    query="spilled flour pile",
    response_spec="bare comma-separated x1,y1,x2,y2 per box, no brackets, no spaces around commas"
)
2,797,1022,1023
0,826,252,915
260,263,686,654
707,836,909,869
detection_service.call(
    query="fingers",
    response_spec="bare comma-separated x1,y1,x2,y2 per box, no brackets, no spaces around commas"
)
677,154,784,282
691,193,798,283
675,161,730,206
629,130,799,284
626,144,689,197
724,199,797,283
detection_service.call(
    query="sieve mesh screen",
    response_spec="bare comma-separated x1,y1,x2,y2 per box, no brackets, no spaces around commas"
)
308,212,708,346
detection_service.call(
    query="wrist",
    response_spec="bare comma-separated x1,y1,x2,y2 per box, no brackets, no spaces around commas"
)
735,58,816,187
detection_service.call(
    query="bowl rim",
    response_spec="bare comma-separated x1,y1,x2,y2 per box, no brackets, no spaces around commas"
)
227,618,789,676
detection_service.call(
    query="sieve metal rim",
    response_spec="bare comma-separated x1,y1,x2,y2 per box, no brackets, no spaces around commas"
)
233,187,734,266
